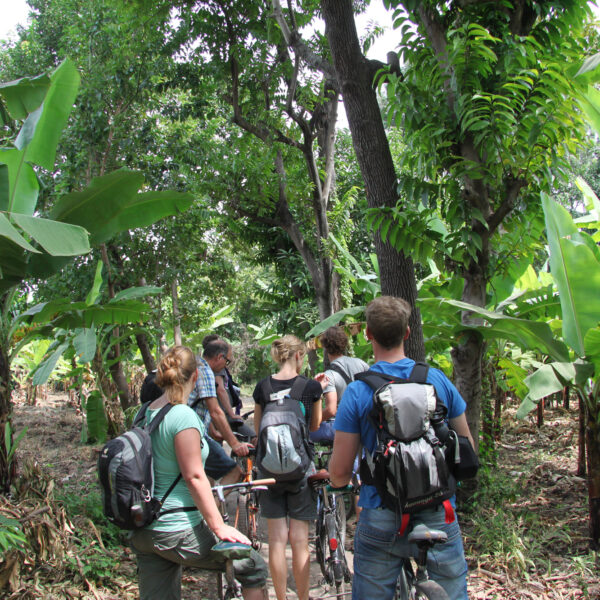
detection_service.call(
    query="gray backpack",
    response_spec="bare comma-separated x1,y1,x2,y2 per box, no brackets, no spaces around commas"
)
256,376,312,482
355,363,455,524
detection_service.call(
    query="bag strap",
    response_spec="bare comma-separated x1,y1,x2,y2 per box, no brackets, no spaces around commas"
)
328,362,352,385
289,375,309,401
354,370,398,391
409,361,430,384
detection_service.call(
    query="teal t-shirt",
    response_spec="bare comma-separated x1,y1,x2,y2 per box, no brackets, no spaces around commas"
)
144,403,208,532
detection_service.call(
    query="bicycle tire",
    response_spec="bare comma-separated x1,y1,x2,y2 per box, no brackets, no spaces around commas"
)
395,567,413,600
233,490,248,534
217,571,226,600
333,492,347,548
315,508,330,583
246,492,261,551
414,580,450,600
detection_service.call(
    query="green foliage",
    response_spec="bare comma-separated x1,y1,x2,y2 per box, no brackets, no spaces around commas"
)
4,421,27,468
0,514,27,553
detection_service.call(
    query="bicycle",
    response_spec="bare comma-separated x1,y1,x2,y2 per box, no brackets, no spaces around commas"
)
212,478,275,600
394,524,450,600
310,444,353,599
229,412,262,550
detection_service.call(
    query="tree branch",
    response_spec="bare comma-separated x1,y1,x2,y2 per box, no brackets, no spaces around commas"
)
271,0,339,83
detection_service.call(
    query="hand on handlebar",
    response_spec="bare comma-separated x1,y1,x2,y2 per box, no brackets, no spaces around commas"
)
213,523,251,545
232,441,251,457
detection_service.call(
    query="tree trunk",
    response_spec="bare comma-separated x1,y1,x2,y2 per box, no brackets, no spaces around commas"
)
0,342,13,493
136,332,156,373
171,278,182,346
92,349,123,436
321,0,424,361
578,390,587,477
563,385,570,411
537,397,544,428
585,392,600,549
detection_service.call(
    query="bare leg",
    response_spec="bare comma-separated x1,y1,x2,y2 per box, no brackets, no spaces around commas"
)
242,587,268,600
221,464,243,487
289,518,310,600
267,518,289,600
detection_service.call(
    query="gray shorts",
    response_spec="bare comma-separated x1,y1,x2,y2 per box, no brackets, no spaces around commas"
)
259,477,317,521
130,520,267,599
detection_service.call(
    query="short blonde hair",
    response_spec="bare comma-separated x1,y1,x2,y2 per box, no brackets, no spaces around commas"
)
155,346,197,405
271,335,306,365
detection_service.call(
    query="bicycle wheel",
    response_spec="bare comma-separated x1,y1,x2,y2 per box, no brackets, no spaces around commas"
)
414,580,450,600
333,492,347,548
233,491,248,534
315,506,331,583
395,567,414,600
246,492,261,551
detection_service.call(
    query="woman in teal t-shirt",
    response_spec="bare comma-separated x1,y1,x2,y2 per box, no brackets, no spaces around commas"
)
130,346,267,600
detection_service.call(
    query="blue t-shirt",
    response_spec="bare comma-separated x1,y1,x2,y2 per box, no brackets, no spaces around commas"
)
333,358,467,509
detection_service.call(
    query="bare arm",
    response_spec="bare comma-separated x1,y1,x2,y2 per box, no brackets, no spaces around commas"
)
205,396,249,456
329,431,360,487
449,413,475,449
174,427,249,543
309,397,322,432
215,375,238,420
321,391,337,421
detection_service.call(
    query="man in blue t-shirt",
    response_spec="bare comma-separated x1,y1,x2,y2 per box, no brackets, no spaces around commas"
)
330,296,473,600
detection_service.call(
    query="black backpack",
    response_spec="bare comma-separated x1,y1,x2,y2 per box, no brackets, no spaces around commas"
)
98,402,195,529
255,376,313,482
356,362,456,522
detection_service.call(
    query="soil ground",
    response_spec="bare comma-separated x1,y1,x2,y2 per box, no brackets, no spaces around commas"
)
7,391,599,599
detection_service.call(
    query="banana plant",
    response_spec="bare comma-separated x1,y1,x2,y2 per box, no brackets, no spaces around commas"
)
17,261,162,441
0,59,193,490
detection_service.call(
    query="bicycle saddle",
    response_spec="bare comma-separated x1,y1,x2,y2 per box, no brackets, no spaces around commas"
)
408,524,448,544
211,541,253,560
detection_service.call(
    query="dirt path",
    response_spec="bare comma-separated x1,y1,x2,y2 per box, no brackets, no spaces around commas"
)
10,392,598,599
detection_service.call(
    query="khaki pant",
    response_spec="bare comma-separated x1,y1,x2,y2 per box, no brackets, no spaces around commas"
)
130,520,267,600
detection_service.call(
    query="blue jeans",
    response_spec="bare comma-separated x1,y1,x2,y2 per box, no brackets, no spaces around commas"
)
353,507,468,600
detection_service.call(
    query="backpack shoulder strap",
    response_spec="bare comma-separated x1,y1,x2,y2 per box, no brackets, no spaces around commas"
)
328,362,351,385
409,361,430,384
354,370,398,391
289,375,309,400
143,403,174,435
260,376,274,402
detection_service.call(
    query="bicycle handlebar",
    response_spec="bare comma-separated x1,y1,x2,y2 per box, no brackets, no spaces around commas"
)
212,478,276,491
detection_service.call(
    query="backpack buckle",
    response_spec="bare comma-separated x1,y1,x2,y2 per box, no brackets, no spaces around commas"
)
141,485,152,503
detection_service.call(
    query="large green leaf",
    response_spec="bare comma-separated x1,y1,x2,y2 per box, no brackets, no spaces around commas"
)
92,190,194,240
72,328,97,364
435,298,570,362
23,60,80,171
32,341,69,385
305,306,365,338
11,213,90,256
542,193,600,356
0,148,39,215
85,390,107,444
111,286,163,302
0,74,50,120
86,261,104,306
0,213,39,253
577,85,600,137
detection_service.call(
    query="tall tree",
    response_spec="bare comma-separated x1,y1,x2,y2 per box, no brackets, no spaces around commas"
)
375,0,594,447
273,0,426,359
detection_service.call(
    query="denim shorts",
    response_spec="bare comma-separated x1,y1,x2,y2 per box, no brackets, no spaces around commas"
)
204,435,237,480
130,520,267,599
352,506,468,600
